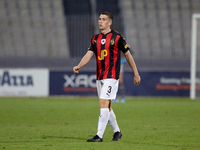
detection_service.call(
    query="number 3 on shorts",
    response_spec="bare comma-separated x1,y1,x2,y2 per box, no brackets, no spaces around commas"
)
106,86,112,96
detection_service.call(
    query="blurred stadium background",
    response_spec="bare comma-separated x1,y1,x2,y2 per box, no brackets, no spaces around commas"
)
0,0,200,97
1,2,200,149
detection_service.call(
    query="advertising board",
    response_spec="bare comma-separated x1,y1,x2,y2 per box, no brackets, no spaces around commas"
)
50,71,200,97
0,69,49,97
124,71,200,96
50,71,97,96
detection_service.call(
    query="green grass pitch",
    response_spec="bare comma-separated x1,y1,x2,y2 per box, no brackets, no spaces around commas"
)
0,97,200,150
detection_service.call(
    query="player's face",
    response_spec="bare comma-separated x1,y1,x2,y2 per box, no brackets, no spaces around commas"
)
98,14,112,30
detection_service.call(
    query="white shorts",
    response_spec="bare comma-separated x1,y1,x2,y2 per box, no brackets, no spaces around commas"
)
96,79,119,100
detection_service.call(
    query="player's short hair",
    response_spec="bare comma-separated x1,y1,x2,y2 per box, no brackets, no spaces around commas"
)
101,12,113,21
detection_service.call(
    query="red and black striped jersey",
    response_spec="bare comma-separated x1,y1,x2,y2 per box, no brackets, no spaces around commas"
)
88,30,129,80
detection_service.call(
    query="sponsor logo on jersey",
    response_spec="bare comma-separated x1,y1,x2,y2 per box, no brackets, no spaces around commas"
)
98,49,108,60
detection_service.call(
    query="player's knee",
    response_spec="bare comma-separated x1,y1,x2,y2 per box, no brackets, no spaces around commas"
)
99,99,110,108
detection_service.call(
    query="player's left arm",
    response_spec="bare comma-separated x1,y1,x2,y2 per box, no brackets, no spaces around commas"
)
117,35,141,85
123,51,141,85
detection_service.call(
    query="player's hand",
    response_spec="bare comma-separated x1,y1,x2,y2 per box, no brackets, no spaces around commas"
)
73,66,80,74
134,74,141,86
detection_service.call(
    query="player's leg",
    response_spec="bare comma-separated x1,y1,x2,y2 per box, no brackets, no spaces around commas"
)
102,79,122,141
97,99,122,141
87,80,109,142
87,80,108,142
87,100,110,142
108,99,112,111
108,101,122,141
108,108,120,133
96,99,110,138
87,79,121,142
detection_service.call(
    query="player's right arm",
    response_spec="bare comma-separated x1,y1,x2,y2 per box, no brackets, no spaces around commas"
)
73,50,94,74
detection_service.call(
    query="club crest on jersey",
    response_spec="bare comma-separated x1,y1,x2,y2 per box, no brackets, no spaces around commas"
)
101,39,106,45
110,39,114,45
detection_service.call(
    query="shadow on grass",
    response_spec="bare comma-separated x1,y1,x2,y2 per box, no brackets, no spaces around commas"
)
41,135,86,141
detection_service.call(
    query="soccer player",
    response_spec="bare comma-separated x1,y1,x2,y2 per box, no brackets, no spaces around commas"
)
73,12,141,142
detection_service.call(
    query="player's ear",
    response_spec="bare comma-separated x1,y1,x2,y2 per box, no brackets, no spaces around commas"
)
108,20,112,26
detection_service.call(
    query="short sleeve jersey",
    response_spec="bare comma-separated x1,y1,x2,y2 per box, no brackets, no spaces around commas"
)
88,30,129,80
